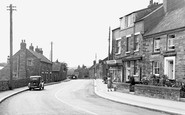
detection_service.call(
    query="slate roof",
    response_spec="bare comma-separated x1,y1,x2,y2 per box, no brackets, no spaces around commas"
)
52,62,61,71
28,49,52,64
119,4,162,22
145,6,185,36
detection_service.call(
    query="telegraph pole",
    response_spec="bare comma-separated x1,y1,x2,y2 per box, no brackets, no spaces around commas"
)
108,26,111,60
7,4,16,90
107,26,111,76
50,42,53,63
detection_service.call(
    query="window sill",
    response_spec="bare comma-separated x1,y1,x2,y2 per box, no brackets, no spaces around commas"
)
133,75,139,77
165,50,175,53
134,50,139,52
154,74,159,76
126,51,130,54
116,53,121,55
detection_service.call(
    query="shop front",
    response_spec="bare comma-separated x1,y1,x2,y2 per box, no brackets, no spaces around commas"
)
106,59,123,82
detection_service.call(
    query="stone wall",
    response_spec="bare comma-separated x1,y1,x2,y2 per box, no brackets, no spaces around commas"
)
0,78,29,92
135,84,181,101
0,81,9,91
114,82,130,93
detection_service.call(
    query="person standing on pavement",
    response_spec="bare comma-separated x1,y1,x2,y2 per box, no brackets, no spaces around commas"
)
107,73,113,91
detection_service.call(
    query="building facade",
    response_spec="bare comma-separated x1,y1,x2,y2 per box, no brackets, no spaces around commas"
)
0,40,52,82
109,1,162,83
52,60,67,82
143,0,185,80
107,27,123,82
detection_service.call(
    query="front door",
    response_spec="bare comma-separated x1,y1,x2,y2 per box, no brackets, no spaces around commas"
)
168,61,173,79
164,57,175,79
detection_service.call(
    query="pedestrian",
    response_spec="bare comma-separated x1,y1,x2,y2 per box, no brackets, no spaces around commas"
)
107,73,113,91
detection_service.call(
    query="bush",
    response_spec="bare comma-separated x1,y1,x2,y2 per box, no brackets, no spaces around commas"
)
141,76,149,85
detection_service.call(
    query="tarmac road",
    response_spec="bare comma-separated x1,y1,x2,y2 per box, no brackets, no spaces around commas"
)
0,79,170,115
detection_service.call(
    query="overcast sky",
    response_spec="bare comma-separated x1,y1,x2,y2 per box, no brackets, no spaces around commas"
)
0,0,162,67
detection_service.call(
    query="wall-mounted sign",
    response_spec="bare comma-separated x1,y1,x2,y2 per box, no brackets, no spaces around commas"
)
106,60,122,65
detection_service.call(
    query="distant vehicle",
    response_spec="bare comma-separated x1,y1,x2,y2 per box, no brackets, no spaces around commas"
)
71,75,77,79
28,76,44,90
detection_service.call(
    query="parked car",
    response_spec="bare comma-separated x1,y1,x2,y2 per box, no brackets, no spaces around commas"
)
28,76,44,90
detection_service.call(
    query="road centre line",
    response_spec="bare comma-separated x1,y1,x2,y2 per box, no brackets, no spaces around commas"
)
54,84,98,115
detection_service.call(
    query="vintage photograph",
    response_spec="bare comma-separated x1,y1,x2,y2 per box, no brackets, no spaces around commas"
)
0,0,185,115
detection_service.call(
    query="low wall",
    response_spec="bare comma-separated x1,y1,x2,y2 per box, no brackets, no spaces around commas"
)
114,82,130,93
0,79,29,92
0,81,9,91
12,79,29,89
135,84,181,101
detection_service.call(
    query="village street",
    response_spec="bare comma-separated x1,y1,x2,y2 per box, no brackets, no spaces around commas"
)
0,79,169,115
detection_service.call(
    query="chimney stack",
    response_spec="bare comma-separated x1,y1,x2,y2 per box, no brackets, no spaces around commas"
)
29,43,34,51
35,46,43,54
93,60,96,65
20,40,26,50
35,46,39,53
39,48,43,54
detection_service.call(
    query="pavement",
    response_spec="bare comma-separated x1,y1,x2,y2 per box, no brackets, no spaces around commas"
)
94,79,185,115
1,79,185,115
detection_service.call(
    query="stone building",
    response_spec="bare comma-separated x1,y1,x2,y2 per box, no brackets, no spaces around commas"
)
0,40,52,82
143,0,185,80
52,60,67,82
109,1,162,83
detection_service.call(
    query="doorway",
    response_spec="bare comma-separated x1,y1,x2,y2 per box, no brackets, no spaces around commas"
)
164,57,175,79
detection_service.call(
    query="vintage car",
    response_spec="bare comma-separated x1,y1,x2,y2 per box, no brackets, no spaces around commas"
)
28,76,44,90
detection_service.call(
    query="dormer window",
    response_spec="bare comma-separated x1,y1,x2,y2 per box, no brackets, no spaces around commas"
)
167,34,175,51
120,14,135,30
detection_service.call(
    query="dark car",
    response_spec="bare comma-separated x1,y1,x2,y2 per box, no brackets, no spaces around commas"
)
28,76,44,90
71,75,77,79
